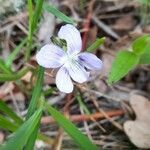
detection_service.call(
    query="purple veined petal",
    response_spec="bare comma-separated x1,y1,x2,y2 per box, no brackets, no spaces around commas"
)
66,60,90,83
58,24,82,55
56,66,73,93
78,52,103,70
36,44,66,68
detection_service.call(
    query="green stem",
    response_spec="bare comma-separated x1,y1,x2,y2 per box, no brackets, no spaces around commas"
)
0,67,29,82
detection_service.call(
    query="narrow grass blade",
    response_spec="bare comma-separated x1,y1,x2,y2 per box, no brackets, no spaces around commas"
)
26,0,44,61
87,37,105,52
5,38,27,68
24,122,40,150
0,115,18,132
26,66,44,119
0,100,23,125
25,96,45,150
0,109,42,150
27,0,33,37
32,0,44,33
0,59,12,74
44,3,75,25
45,102,98,150
0,67,28,82
76,93,90,114
0,101,52,145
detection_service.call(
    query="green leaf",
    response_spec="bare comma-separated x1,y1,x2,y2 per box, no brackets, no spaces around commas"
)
45,102,98,150
26,0,44,61
0,109,42,150
26,66,44,119
0,100,52,145
5,38,27,68
87,37,105,52
32,0,44,32
24,123,40,150
0,67,28,82
0,115,18,132
25,67,44,149
44,3,75,25
132,35,150,55
0,59,12,74
108,51,140,84
27,0,33,35
0,100,23,125
138,0,150,5
76,93,90,115
139,50,150,64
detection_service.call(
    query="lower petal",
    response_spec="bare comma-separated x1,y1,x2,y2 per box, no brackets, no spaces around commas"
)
78,52,102,70
67,61,89,83
56,67,73,93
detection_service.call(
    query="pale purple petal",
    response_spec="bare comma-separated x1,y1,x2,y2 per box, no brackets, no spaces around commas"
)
58,24,82,55
56,67,73,93
66,60,89,83
78,52,102,70
36,44,66,68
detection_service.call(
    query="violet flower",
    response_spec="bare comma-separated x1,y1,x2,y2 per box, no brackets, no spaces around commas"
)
36,24,102,93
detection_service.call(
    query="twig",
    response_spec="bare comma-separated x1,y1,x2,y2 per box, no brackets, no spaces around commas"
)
41,109,124,124
91,97,123,131
82,0,95,50
92,15,120,40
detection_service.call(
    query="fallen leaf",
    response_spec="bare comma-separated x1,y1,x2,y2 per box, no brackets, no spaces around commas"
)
130,94,150,122
21,71,32,83
124,120,150,149
124,94,150,149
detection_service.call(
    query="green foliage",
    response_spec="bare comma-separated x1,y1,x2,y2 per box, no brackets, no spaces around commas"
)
44,3,75,25
25,66,44,149
108,35,150,84
138,0,150,5
0,109,42,150
0,59,12,74
26,66,44,119
45,102,98,150
0,67,28,82
5,37,27,68
26,0,44,61
0,115,18,132
139,50,150,64
87,37,105,52
132,35,150,55
0,100,23,125
0,100,52,144
108,51,139,84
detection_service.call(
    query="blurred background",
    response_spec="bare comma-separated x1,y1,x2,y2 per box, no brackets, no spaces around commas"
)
0,0,150,149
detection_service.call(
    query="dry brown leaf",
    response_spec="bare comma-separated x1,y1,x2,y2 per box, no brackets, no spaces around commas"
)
124,120,150,149
0,82,14,98
124,94,150,149
130,94,150,122
21,71,32,83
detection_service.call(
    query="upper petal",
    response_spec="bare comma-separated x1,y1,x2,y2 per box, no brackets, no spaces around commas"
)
56,67,73,93
66,60,89,83
58,24,82,55
36,44,66,68
78,52,103,70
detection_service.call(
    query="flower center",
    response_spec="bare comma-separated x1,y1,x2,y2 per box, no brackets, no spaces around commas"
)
60,53,77,66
